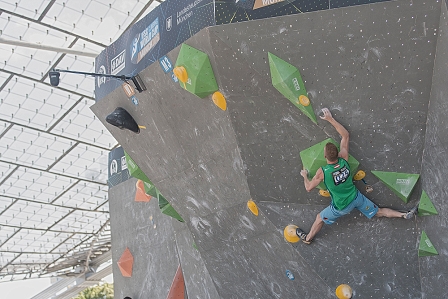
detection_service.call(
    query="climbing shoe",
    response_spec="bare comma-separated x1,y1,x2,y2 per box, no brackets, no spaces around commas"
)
296,228,312,244
403,206,418,219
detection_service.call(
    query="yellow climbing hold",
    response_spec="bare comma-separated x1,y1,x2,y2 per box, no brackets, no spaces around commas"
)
247,200,259,216
335,284,353,299
353,170,366,181
319,189,330,197
173,66,188,83
299,95,310,106
283,225,299,243
212,91,227,111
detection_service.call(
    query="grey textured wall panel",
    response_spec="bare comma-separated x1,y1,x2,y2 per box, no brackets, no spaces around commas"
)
259,201,421,298
237,231,333,298
157,147,251,219
186,203,272,252
208,0,439,206
197,205,331,298
420,1,448,298
108,178,179,299
171,220,220,299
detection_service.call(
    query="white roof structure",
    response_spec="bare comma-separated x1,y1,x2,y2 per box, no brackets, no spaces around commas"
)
0,0,163,291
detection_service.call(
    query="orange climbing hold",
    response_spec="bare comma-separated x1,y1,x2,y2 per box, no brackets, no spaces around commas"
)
117,247,134,277
135,180,151,202
353,170,366,181
247,200,259,216
319,189,330,197
284,225,299,243
173,66,188,83
335,284,353,299
212,91,227,111
299,95,310,106
166,265,186,299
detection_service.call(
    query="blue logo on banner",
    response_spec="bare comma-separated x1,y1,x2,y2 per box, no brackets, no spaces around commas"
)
130,18,160,64
170,71,179,83
130,96,139,105
159,56,173,73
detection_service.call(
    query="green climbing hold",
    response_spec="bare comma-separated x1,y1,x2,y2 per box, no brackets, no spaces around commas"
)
300,138,360,190
268,52,317,124
158,193,170,210
143,181,158,198
161,203,184,222
175,44,219,98
418,190,438,216
124,151,152,183
418,231,438,257
371,171,419,203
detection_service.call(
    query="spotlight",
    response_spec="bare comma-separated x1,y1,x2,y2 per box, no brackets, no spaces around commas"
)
49,71,60,86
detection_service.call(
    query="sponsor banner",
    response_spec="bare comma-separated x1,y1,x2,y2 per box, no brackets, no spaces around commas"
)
108,146,131,187
253,0,285,10
95,0,215,101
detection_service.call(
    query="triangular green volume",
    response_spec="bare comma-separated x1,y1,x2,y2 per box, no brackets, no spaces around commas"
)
418,190,438,216
418,231,438,257
124,151,152,183
300,138,360,190
143,181,158,198
161,203,184,222
268,52,317,124
175,44,218,98
370,171,419,203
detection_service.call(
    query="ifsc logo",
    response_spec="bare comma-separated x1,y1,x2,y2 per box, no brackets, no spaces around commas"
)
97,65,107,88
166,16,172,31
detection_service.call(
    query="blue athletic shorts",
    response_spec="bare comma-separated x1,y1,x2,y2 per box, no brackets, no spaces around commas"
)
320,190,379,224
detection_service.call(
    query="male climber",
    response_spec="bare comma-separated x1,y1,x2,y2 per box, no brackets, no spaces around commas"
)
296,108,418,244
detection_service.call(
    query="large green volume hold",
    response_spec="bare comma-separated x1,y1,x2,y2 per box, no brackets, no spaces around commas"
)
175,44,218,98
418,231,438,257
418,190,438,216
268,52,317,124
300,138,360,190
371,171,419,203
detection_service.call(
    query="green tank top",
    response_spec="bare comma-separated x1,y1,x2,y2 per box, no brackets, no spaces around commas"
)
322,157,357,210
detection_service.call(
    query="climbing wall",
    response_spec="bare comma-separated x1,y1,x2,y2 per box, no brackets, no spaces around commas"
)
108,178,219,299
93,0,447,298
419,2,448,297
99,28,332,298
108,178,177,298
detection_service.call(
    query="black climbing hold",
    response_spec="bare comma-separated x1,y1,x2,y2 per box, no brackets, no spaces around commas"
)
106,107,140,133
